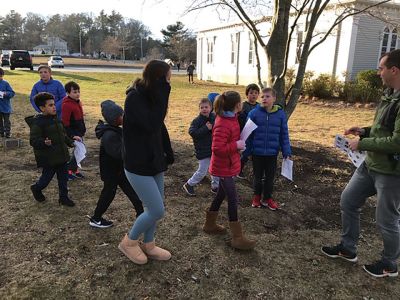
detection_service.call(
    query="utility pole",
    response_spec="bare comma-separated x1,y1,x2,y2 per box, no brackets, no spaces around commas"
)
79,28,82,57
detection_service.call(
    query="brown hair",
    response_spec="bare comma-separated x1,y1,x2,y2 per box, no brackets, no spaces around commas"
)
245,83,260,95
133,60,170,93
38,65,51,72
262,87,277,97
381,49,400,69
199,98,212,107
214,91,241,116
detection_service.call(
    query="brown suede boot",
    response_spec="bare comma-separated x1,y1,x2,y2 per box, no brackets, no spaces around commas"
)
140,241,171,261
203,210,227,234
118,234,148,265
229,221,256,250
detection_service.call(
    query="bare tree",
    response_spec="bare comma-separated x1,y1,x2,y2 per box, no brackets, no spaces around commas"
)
188,0,391,118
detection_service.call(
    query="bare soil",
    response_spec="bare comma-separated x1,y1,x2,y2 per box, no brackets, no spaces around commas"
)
0,77,399,299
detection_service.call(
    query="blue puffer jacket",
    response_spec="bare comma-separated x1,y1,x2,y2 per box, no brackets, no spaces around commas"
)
245,105,291,157
0,79,15,113
30,78,66,118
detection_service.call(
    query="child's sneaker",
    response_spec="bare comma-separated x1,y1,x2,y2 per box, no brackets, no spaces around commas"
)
74,171,85,179
68,171,76,181
59,197,75,207
261,198,279,210
321,243,358,262
251,195,261,208
183,183,196,196
211,187,218,194
30,184,45,202
363,260,398,278
89,216,113,228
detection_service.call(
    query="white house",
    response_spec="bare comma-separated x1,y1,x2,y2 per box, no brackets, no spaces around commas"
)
196,0,400,85
33,37,69,56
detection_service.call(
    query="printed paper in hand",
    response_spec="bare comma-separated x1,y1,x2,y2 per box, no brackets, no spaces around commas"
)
74,141,87,168
0,91,4,99
240,119,258,141
334,134,366,168
281,158,293,181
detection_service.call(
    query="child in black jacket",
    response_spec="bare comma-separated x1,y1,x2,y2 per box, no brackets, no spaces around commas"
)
183,98,219,196
89,100,144,228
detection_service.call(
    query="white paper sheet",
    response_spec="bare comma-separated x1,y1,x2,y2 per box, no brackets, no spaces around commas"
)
73,141,87,168
240,119,258,141
334,134,366,167
281,158,293,181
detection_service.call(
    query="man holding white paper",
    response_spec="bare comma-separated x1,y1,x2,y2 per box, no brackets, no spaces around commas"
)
322,49,400,278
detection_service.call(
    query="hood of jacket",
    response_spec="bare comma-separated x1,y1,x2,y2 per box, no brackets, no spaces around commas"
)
95,120,120,139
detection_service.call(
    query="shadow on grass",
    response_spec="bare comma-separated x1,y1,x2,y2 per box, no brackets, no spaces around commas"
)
51,71,101,82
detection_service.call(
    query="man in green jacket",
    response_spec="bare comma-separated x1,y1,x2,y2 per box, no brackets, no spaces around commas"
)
322,49,400,278
26,92,76,207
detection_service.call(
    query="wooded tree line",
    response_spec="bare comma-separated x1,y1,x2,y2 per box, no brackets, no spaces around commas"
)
0,10,196,62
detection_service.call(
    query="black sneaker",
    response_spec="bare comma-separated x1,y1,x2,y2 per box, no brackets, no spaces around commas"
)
30,184,45,202
5,133,11,138
321,244,358,262
59,197,75,207
363,260,398,278
183,183,196,196
89,216,113,228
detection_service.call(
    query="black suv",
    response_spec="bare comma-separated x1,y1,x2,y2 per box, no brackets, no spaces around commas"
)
1,53,10,66
9,50,33,70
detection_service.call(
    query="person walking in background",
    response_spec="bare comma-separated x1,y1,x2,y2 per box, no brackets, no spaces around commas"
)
321,49,400,278
88,100,144,228
245,87,291,210
119,60,174,265
183,98,219,196
203,91,256,250
187,62,195,84
177,62,181,72
30,65,65,118
26,92,76,207
61,81,86,180
0,67,15,138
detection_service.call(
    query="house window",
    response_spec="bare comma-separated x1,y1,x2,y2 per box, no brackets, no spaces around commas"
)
248,35,254,64
207,39,214,64
380,27,398,57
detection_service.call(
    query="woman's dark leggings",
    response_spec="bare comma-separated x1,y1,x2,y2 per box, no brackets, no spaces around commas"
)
209,176,238,221
252,155,277,199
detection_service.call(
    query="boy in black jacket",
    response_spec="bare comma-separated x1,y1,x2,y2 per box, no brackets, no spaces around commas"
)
183,98,219,196
89,100,144,228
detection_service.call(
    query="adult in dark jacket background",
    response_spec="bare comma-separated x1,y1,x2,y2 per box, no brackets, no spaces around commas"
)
88,100,144,229
118,60,174,265
30,65,65,118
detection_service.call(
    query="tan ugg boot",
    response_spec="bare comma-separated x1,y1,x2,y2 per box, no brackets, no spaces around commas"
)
229,221,256,250
203,210,227,234
140,241,171,261
118,234,148,265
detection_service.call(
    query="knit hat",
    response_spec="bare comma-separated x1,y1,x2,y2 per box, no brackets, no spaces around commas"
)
101,100,124,124
207,92,220,105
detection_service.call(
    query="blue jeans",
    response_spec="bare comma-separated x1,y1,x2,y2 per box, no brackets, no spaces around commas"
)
35,163,68,200
125,170,165,243
341,162,400,267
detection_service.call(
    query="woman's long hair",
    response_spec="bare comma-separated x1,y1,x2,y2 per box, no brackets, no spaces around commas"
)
214,91,241,116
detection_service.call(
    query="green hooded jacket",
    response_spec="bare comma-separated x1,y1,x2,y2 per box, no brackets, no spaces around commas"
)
25,114,74,167
358,89,400,175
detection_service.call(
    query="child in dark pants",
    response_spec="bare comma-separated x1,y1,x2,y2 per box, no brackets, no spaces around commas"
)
26,92,76,207
89,100,144,228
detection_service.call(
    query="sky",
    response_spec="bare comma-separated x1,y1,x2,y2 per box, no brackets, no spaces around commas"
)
6,0,225,39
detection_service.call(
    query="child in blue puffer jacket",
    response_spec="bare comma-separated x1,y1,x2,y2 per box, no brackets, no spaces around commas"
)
0,67,15,138
245,87,291,210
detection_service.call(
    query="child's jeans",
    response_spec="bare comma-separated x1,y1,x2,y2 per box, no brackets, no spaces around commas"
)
252,155,277,199
0,112,11,135
35,163,68,200
187,157,219,189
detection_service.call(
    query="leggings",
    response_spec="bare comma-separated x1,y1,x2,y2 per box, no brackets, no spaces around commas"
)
209,176,238,221
125,170,165,243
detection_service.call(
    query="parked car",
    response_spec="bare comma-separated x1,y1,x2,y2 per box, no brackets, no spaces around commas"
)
48,56,64,68
9,50,33,70
1,53,10,66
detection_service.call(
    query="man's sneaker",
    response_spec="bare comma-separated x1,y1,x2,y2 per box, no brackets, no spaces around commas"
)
251,195,261,208
363,260,398,278
30,184,45,202
89,216,114,228
183,183,196,196
236,171,246,179
211,187,218,194
321,244,358,262
74,172,85,179
261,198,279,210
